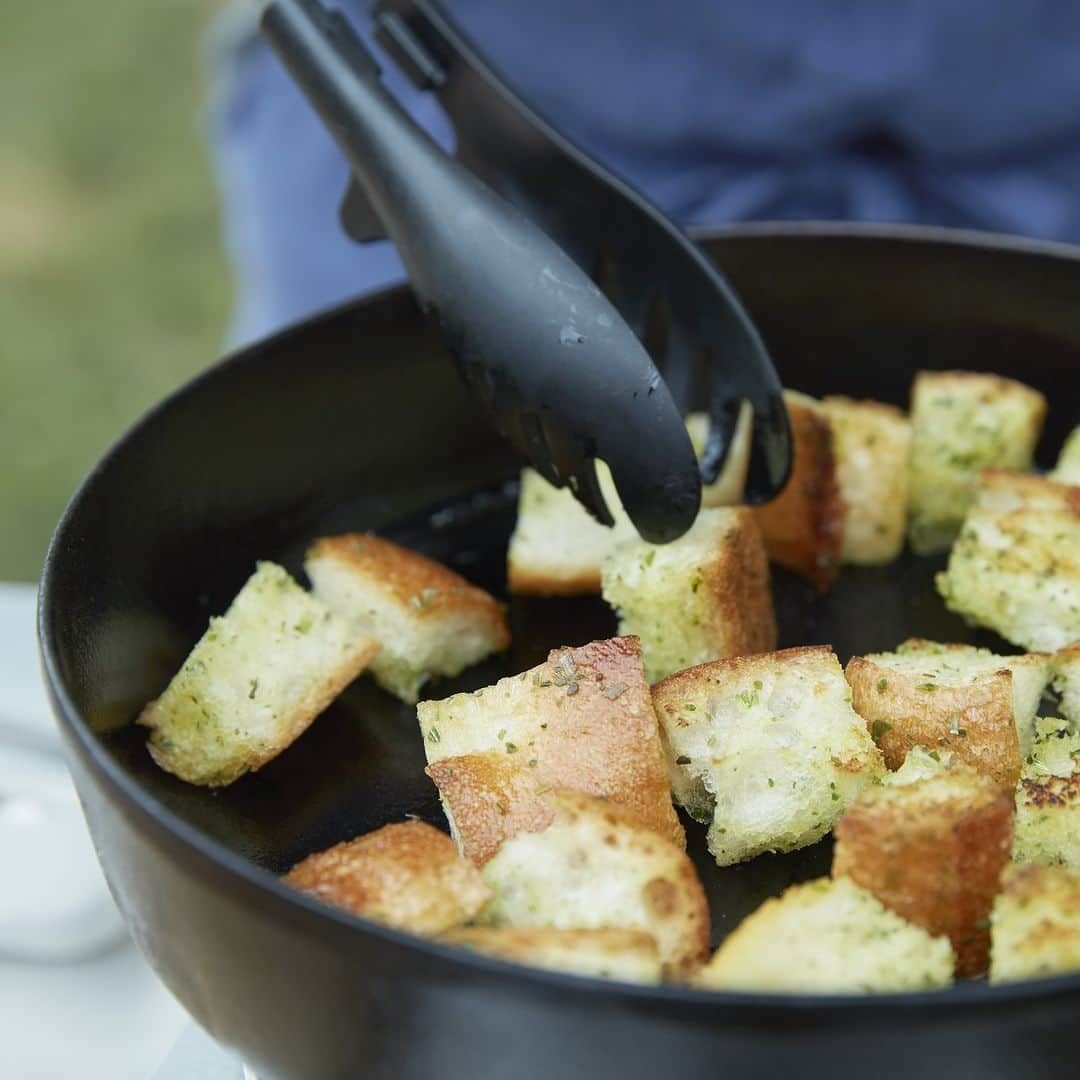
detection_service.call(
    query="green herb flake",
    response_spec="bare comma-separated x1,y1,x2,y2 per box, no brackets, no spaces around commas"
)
675,755,692,765
917,682,936,692
737,689,758,708
643,550,656,567
248,679,259,700
505,742,518,754
426,726,441,744
871,719,892,741
876,678,888,694
497,728,506,741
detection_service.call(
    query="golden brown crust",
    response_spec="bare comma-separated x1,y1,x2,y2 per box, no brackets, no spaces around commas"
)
700,509,777,656
545,791,710,978
439,926,660,974
833,767,1014,977
754,392,845,590
307,533,509,644
282,820,492,933
425,637,683,865
652,644,834,701
506,564,602,597
977,469,1080,513
142,634,381,786
1019,770,1080,810
845,655,1020,790
916,370,1047,425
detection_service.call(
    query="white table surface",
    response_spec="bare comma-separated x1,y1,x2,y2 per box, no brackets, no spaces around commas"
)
0,583,191,1079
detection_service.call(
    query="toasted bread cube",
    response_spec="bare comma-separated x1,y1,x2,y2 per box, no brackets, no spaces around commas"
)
304,533,509,704
283,820,492,934
990,863,1080,983
698,877,954,993
440,927,662,984
1050,426,1080,485
419,636,682,865
833,754,1013,977
508,410,752,597
1013,717,1080,870
601,507,776,683
1053,643,1080,724
907,371,1047,554
844,639,1045,789
478,791,710,979
753,391,844,589
936,471,1080,652
506,464,634,597
820,396,911,566
138,562,378,787
652,646,883,867
842,635,1045,764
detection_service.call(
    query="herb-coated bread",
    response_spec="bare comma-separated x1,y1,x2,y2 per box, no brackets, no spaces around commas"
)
652,646,883,866
936,470,1080,652
419,637,682,865
990,862,1080,983
833,752,1014,976
907,371,1046,554
697,877,954,993
139,562,378,786
477,790,710,979
844,638,1044,789
305,532,509,704
283,820,492,934
601,507,776,683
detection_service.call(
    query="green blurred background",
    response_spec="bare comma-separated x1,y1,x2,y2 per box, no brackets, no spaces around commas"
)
3,1,230,580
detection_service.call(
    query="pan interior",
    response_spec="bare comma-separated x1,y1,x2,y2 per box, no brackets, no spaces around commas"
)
49,227,1080,959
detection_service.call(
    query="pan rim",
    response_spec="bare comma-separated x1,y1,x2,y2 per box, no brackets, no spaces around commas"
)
38,220,1080,1015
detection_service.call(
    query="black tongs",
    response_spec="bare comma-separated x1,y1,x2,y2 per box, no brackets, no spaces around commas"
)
260,0,791,543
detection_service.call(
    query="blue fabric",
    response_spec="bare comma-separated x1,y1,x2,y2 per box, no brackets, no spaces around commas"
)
208,1,1080,346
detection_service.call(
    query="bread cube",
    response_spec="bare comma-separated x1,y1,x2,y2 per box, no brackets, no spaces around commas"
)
990,862,1080,983
419,636,682,865
1013,717,1080,870
506,463,634,596
907,371,1047,553
305,533,509,704
753,391,844,589
652,646,883,866
440,927,661,985
844,638,1047,789
508,411,752,597
697,877,954,993
601,507,776,683
139,562,378,786
283,820,491,934
1053,642,1080,725
1050,425,1080,485
821,396,911,565
936,471,1080,652
833,754,1013,976
478,791,710,979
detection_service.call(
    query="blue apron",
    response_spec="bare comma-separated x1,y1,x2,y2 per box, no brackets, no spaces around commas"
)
208,1,1080,346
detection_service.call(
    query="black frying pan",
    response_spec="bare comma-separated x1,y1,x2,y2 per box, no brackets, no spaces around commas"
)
39,225,1080,1080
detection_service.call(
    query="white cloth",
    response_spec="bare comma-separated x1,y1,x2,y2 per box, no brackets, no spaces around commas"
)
0,583,189,1078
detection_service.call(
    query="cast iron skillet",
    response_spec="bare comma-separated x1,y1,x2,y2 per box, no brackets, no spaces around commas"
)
40,225,1080,1080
